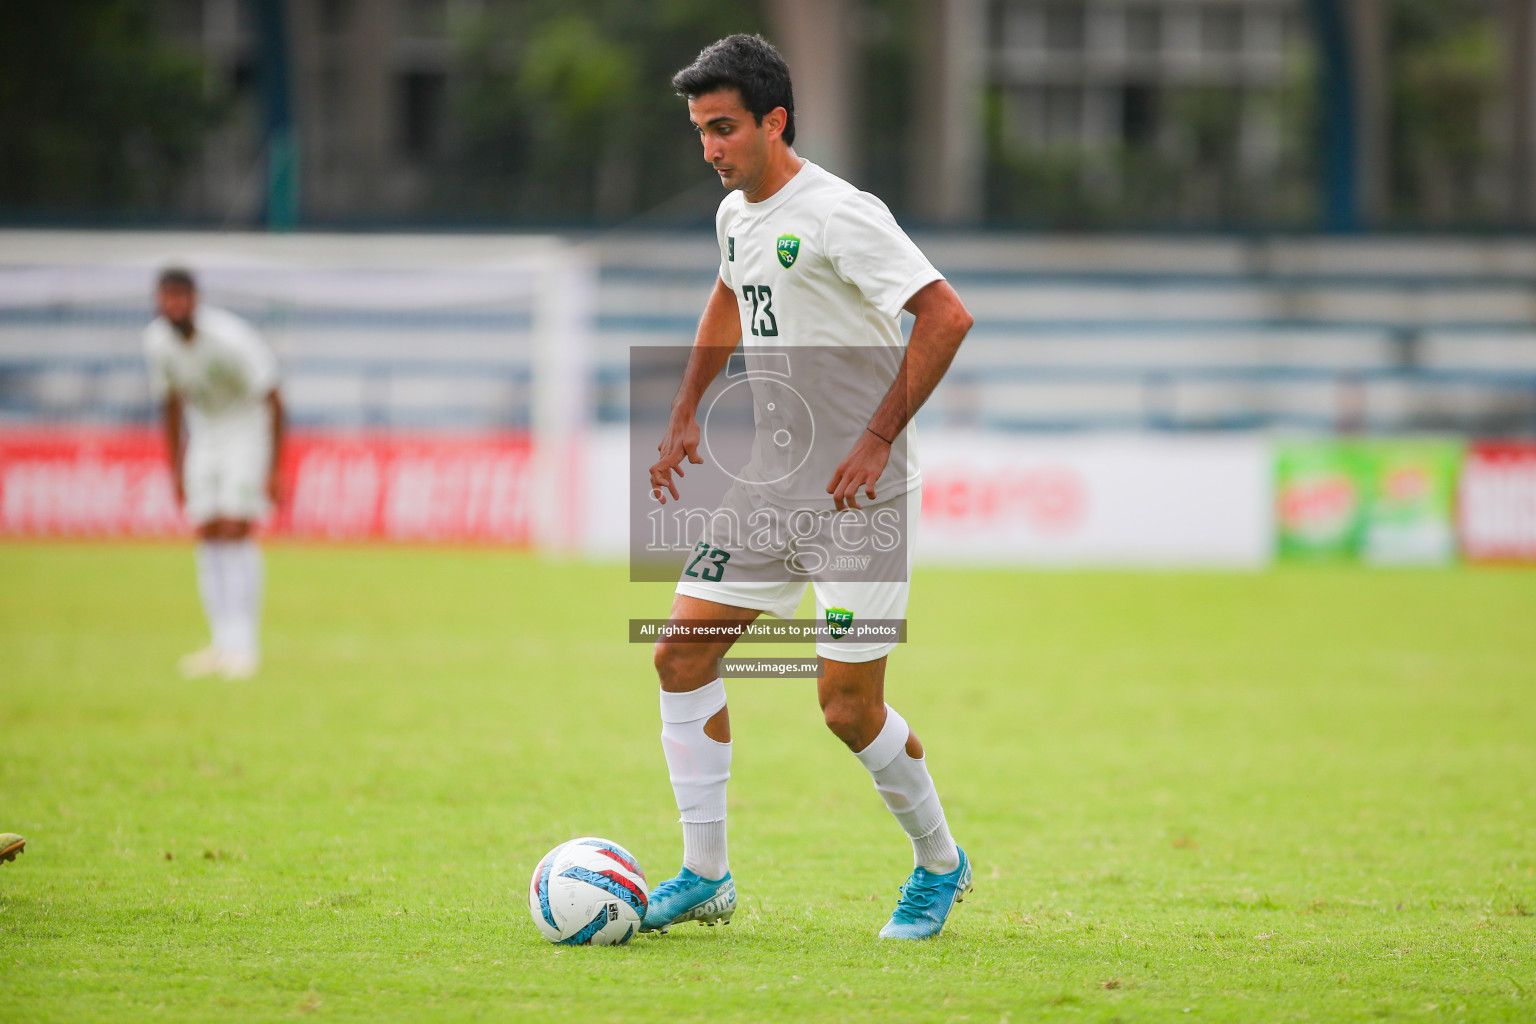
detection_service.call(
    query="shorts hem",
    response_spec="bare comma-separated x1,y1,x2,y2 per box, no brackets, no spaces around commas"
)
185,506,270,528
814,642,898,664
674,581,798,620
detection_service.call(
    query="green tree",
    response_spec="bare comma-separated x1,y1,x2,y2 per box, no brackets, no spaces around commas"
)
450,0,766,223
1389,0,1502,225
0,1,222,214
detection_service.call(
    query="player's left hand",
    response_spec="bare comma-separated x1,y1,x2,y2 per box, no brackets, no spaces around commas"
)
650,411,703,505
827,430,892,511
266,472,282,507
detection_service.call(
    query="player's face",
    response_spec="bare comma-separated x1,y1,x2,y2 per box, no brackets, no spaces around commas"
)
157,283,196,333
688,88,775,192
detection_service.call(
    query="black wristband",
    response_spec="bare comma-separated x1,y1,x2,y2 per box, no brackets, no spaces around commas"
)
866,426,894,445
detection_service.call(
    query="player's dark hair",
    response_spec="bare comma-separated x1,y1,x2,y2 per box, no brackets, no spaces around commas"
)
158,267,196,291
672,34,796,146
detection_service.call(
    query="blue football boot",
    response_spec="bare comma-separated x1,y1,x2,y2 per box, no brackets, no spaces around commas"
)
878,847,972,940
641,867,737,933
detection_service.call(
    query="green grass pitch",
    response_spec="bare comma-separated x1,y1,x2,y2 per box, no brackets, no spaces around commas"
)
2,542,1533,1022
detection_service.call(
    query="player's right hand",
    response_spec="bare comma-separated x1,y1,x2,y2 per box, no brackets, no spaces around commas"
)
650,414,703,504
174,478,187,508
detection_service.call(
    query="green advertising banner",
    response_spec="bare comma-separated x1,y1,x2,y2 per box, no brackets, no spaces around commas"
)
1276,440,1464,564
1276,442,1367,560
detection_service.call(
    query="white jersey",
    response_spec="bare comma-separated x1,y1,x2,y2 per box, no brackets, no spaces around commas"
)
715,160,942,509
143,306,278,441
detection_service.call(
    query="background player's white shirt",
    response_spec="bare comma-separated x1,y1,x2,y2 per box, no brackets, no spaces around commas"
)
715,160,942,510
143,306,278,442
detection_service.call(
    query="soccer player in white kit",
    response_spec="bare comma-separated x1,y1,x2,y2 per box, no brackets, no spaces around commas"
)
144,268,284,680
644,35,977,940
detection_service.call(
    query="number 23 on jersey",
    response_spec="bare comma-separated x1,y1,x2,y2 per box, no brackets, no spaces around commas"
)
740,284,778,338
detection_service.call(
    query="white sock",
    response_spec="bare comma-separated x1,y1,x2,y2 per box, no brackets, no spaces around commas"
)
217,540,263,660
854,704,960,874
195,541,229,651
659,679,731,881
681,820,728,881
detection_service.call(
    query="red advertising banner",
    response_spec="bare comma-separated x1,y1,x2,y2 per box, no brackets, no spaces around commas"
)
0,428,535,544
1459,442,1536,562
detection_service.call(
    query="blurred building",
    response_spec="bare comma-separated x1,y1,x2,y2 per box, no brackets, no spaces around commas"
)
159,0,1315,225
160,0,474,222
991,1,1305,159
139,0,1535,229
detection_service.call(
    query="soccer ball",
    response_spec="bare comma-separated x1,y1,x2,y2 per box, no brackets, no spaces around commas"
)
528,837,648,945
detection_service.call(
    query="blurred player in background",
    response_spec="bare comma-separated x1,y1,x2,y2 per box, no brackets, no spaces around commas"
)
144,268,284,680
645,35,975,940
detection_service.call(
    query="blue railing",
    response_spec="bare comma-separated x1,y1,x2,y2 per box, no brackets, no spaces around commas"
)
4,354,1534,433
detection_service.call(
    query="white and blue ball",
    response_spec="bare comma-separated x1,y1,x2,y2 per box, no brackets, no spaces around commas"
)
528,837,648,946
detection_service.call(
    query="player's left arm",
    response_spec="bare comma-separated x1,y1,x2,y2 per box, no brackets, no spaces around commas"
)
233,317,285,506
826,280,973,511
265,388,285,505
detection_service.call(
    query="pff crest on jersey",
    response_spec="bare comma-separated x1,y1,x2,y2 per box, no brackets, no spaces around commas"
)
776,234,800,269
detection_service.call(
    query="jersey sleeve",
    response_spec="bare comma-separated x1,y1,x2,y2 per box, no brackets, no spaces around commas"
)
824,192,944,318
715,201,736,289
225,316,279,396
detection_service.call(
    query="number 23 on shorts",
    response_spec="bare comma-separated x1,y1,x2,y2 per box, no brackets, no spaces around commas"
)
684,541,731,582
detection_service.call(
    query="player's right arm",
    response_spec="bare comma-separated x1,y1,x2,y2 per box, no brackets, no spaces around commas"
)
161,392,186,507
649,277,740,504
144,329,186,506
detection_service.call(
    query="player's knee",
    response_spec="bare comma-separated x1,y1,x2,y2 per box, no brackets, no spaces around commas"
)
651,641,671,680
653,640,710,689
821,699,871,746
201,518,239,541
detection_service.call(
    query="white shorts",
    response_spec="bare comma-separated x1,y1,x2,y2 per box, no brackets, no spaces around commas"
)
183,426,271,526
674,485,920,664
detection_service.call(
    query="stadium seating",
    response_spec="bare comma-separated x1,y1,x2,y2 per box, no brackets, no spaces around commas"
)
2,233,1534,433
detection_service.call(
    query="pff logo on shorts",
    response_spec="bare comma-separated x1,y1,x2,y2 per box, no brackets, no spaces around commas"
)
825,606,854,638
776,234,800,269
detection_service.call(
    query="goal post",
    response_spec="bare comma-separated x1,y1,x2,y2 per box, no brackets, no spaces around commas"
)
530,245,596,555
0,230,596,553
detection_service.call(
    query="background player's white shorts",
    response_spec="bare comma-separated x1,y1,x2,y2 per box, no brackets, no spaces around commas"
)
183,426,271,526
674,485,920,664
